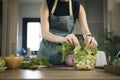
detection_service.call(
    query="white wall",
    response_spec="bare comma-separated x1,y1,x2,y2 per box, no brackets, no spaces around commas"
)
108,0,120,35
18,2,41,52
112,2,120,35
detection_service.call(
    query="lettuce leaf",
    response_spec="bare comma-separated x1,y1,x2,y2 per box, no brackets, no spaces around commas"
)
59,43,75,62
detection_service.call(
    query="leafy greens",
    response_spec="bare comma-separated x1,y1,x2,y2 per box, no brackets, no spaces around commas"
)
59,42,98,69
59,43,75,62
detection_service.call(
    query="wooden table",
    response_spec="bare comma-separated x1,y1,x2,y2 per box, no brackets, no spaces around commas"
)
0,66,120,80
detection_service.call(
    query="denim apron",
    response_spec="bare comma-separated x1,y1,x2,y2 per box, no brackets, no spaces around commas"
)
37,0,74,64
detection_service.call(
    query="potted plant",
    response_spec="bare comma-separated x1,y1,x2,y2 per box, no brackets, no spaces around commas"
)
103,29,120,74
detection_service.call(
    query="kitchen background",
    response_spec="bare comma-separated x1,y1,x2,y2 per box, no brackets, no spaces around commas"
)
0,0,120,56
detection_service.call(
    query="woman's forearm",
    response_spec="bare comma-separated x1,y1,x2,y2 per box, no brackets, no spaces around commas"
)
78,5,91,35
42,31,65,43
78,5,98,48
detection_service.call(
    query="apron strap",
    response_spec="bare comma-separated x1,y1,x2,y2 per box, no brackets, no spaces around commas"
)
51,0,73,16
69,0,73,16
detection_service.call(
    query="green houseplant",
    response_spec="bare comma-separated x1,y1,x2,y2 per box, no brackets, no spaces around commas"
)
103,29,120,74
104,29,120,64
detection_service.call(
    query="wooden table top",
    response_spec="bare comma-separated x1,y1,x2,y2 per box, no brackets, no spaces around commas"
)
0,66,120,80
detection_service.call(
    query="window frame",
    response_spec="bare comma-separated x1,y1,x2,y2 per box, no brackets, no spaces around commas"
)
22,18,40,51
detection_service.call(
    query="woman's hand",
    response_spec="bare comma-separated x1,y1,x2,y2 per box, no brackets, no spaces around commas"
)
84,36,98,49
64,34,80,46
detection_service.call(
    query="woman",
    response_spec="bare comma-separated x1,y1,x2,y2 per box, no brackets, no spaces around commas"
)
37,0,98,65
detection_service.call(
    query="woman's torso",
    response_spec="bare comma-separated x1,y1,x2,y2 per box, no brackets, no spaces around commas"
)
46,0,80,23
37,0,80,64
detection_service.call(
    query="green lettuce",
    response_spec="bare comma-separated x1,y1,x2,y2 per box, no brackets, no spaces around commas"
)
59,43,75,62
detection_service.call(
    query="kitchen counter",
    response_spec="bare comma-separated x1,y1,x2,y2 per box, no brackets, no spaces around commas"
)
0,66,120,80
